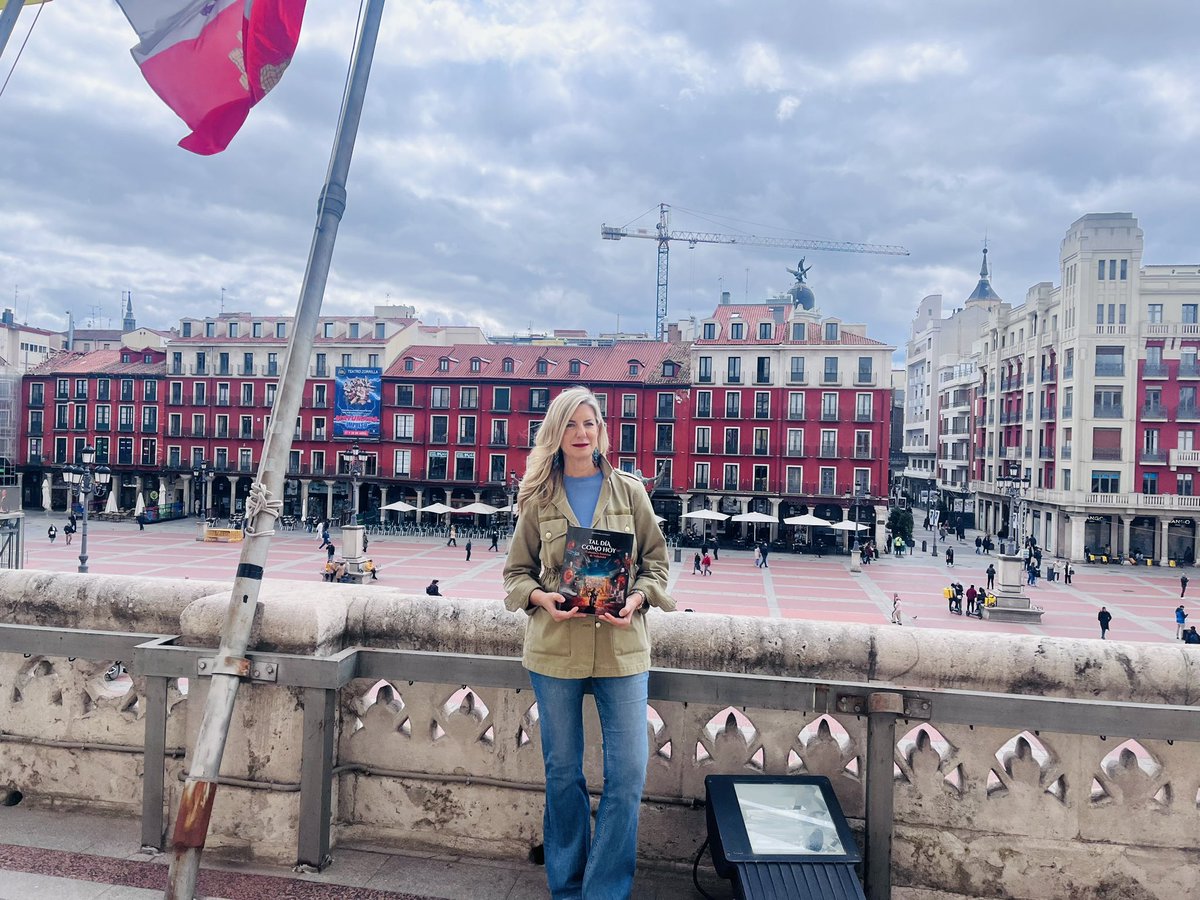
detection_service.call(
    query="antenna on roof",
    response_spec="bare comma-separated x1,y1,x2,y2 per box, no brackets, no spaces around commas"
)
220,287,226,315
745,267,749,302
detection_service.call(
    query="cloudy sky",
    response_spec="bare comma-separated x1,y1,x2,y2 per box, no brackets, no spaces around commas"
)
1,0,1198,355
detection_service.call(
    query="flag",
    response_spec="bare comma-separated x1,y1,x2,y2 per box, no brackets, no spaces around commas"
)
116,0,307,155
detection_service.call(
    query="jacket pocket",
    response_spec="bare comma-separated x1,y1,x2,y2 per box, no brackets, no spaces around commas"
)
538,518,569,572
528,609,573,657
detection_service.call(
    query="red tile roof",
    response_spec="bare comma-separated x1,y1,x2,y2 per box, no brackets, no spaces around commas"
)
386,341,691,384
27,349,165,377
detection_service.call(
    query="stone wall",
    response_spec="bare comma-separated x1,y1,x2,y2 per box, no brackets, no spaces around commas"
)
1,571,1198,898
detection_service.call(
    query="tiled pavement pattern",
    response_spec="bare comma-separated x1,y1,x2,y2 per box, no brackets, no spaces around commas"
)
18,511,1190,644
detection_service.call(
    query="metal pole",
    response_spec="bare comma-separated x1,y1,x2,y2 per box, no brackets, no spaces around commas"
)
865,692,902,900
78,480,89,573
0,0,27,61
165,3,386,896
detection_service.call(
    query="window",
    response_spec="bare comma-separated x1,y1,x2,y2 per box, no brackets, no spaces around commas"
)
754,392,770,418
395,384,414,406
375,322,386,339
323,322,335,338
490,419,508,445
657,393,674,419
276,322,287,338
788,392,804,420
428,451,448,480
502,357,514,373
453,452,476,481
726,357,741,383
622,394,637,417
753,427,769,455
1179,473,1194,496
1098,259,1106,280
315,353,327,376
656,424,673,452
368,353,379,369
493,386,510,412
569,359,581,376
821,392,838,419
697,391,712,418
819,466,836,495
1120,259,1128,280
252,322,263,338
823,357,838,382
73,405,86,429
786,429,803,456
824,322,839,341
239,415,253,438
182,322,192,338
820,430,837,457
694,462,710,490
73,378,87,399
403,358,414,372
628,362,639,376
724,427,740,454
730,322,744,340
1148,304,1163,324
458,416,476,443
142,407,157,432
1093,387,1122,417
662,361,677,378
394,414,414,440
536,359,548,375
205,322,216,337
758,322,772,340
121,379,134,401
723,463,739,490
593,393,607,417
460,386,478,409
785,465,803,493
725,391,741,418
856,357,872,382
241,383,254,406
855,393,872,420
1110,259,1117,280
348,322,359,339
620,423,637,453
228,321,239,338
1091,470,1120,493
702,322,716,340
789,356,804,382
438,357,450,372
854,431,871,458
1094,347,1124,377
431,387,450,409
698,356,713,383
29,383,44,406
470,358,481,373
312,416,325,440
430,416,449,443
755,356,771,383
1185,305,1199,325
311,449,325,474
530,389,550,411
695,426,711,454
1142,472,1159,495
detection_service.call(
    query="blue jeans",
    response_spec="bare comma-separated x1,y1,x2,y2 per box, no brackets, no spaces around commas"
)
529,670,649,900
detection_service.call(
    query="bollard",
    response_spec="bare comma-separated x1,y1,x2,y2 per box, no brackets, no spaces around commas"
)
674,547,682,563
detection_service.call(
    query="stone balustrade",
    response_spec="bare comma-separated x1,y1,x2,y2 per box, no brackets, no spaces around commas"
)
1,570,1198,899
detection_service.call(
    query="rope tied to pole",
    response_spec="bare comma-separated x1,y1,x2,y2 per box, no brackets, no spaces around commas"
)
243,481,282,537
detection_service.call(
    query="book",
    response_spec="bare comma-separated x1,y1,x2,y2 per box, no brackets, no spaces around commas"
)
557,525,636,616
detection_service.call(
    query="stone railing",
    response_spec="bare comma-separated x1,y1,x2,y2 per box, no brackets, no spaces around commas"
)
1,571,1199,899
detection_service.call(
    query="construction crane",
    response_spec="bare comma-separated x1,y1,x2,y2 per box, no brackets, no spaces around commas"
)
601,203,910,341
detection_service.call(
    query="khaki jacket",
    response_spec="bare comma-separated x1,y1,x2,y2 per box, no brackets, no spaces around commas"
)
503,460,675,677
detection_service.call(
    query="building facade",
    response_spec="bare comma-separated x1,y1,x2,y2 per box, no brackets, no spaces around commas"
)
972,212,1200,562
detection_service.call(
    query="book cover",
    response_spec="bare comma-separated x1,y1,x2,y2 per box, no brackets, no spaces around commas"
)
558,525,635,617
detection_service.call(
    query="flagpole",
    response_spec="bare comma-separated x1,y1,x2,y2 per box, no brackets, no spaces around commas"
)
0,0,29,61
165,1,387,897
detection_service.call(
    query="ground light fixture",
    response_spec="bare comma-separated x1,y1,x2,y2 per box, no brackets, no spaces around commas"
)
700,774,865,899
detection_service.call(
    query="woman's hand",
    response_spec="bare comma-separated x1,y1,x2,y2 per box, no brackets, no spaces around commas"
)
530,589,581,622
600,591,646,628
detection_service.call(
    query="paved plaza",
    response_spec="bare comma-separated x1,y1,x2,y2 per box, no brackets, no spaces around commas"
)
14,510,1195,645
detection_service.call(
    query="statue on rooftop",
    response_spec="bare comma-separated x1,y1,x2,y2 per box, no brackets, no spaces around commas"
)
787,258,812,285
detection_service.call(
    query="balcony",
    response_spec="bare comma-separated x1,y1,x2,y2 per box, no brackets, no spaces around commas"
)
1040,407,1056,421
819,446,838,459
27,424,43,436
27,396,44,408
854,411,873,422
654,410,675,421
752,445,768,456
853,448,872,459
695,444,711,455
1026,371,1034,385
1023,446,1033,458
1140,449,1167,464
118,423,134,433
1038,446,1054,459
1178,404,1200,421
487,438,509,448
1179,362,1200,379
1143,362,1167,378
191,365,208,376
214,398,232,407
1062,404,1073,418
1141,404,1169,421
692,479,709,490
311,366,330,378
1062,363,1074,380
723,375,742,385
786,410,804,421
819,410,838,421
786,372,807,385
1094,363,1125,378
696,373,713,385
753,409,771,420
141,423,157,433
785,446,804,457
1040,367,1057,383
1024,408,1033,421
1169,449,1200,467
1093,405,1124,419
854,372,876,386
1093,448,1122,461
820,373,841,386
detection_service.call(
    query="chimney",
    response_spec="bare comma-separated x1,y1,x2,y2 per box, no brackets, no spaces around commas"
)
0,309,13,326
721,291,731,305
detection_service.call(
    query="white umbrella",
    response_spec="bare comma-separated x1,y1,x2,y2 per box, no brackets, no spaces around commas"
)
453,502,501,515
104,489,118,514
784,513,827,527
731,511,777,523
653,514,666,523
682,509,730,521
382,500,417,512
419,502,455,515
830,520,868,531
41,475,51,511
494,503,516,513
134,492,146,516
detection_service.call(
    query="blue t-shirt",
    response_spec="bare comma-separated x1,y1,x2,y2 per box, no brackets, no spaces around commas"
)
563,472,604,526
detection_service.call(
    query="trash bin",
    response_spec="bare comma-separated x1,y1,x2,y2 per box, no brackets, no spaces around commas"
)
922,540,927,552
674,547,682,563
932,546,937,557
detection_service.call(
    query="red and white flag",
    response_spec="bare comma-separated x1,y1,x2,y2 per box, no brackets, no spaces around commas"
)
116,0,308,155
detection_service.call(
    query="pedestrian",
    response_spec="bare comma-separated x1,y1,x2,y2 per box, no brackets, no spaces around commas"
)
1098,606,1112,640
1064,562,1074,585
64,522,74,545
753,544,762,568
1181,575,1189,599
986,562,996,591
362,534,369,553
692,551,702,575
501,386,672,900
426,579,442,596
465,539,473,562
136,512,145,531
966,584,978,616
318,525,331,550
47,524,57,544
1185,625,1200,645
975,535,982,554
759,541,769,569
489,528,499,552
1176,605,1188,640
891,593,903,625
326,542,336,563
701,551,713,575
945,547,954,567
447,525,458,547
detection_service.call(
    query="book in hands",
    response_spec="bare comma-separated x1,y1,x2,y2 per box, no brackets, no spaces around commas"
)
558,526,635,617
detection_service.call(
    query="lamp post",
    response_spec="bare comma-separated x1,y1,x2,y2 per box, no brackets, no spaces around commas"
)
61,446,111,574
192,461,214,519
996,462,1031,556
342,440,366,525
507,470,520,535
930,484,941,555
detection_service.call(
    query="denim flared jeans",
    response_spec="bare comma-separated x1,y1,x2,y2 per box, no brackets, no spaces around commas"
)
528,670,649,900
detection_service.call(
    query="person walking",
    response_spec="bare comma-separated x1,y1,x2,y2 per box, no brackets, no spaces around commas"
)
502,386,673,900
758,541,769,569
1176,604,1188,640
489,528,500,552
64,522,74,545
753,545,762,568
692,551,702,575
447,525,458,547
985,562,996,591
326,542,336,563
1098,606,1112,640
47,524,57,544
945,547,954,568
966,584,978,616
136,512,145,531
975,535,982,554
701,551,713,575
891,593,903,625
318,525,331,550
465,539,473,562
1181,575,1189,599
1064,562,1074,585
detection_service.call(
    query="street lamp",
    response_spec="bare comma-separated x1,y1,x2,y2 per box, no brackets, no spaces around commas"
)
846,484,868,554
507,470,520,534
342,440,366,525
61,446,111,574
996,462,1031,556
192,460,214,519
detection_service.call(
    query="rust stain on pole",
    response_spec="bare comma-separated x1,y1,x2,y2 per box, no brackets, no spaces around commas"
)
171,779,218,849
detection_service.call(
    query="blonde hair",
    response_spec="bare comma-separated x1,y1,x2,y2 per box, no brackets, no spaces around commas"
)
518,386,609,509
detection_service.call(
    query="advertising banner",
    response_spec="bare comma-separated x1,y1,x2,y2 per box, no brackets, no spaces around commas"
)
334,366,381,439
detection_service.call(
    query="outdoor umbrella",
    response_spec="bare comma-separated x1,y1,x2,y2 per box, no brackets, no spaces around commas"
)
134,493,146,517
418,502,455,514
41,475,51,511
453,502,501,515
731,511,777,523
104,489,118,514
784,513,827,527
381,500,417,512
829,520,868,531
682,509,729,521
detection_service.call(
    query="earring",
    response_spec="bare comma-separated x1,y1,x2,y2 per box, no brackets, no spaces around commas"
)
552,449,563,470
592,449,602,467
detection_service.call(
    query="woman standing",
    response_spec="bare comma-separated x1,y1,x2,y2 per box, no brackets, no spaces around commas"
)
504,386,673,900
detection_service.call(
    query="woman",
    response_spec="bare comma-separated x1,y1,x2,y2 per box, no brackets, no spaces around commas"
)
504,386,673,900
